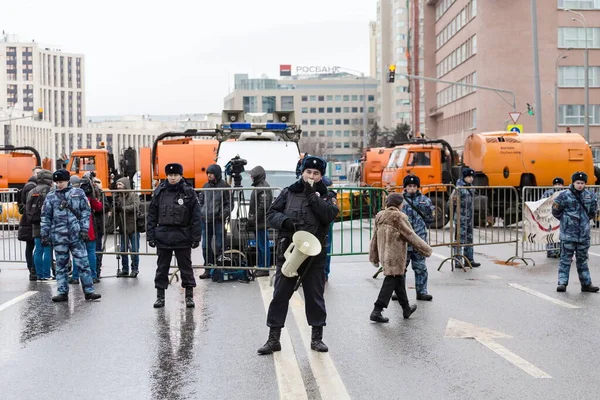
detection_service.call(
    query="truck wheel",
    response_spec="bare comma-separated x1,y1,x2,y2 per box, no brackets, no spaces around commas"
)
430,196,449,229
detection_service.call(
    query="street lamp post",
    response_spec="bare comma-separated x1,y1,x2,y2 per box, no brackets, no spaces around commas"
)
555,48,571,132
531,0,544,132
566,9,589,142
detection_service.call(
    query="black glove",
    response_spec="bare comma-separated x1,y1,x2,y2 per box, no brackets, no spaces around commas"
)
148,240,156,248
303,180,316,196
41,236,51,247
282,218,295,231
192,241,200,249
79,231,90,242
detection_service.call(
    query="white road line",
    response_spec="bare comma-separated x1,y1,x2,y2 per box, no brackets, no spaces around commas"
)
432,252,449,260
257,278,308,400
0,291,38,313
509,283,580,309
289,293,351,400
475,337,552,379
588,252,600,258
486,275,503,280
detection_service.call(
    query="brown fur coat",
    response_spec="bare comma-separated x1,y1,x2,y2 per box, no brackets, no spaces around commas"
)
369,206,433,276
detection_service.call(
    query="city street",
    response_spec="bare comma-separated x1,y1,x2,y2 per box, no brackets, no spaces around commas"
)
1,230,600,399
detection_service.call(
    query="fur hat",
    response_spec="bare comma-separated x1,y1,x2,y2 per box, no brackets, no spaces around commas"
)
572,171,588,183
553,177,564,185
403,175,420,188
462,168,475,179
165,163,184,175
301,156,327,175
53,169,70,182
386,193,404,208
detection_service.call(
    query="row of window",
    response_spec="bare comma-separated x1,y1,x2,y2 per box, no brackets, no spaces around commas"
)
436,35,477,78
559,66,600,87
558,0,600,9
438,109,477,136
436,0,457,21
242,96,294,113
300,138,361,149
302,130,361,138
301,119,365,126
437,72,477,108
301,94,375,102
301,106,375,114
41,54,83,89
559,104,600,125
436,0,477,51
558,27,600,49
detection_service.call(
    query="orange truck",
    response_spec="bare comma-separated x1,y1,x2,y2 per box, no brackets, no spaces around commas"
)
360,147,394,187
0,146,41,189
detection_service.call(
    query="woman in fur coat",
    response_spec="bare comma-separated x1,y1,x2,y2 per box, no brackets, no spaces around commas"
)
369,193,433,322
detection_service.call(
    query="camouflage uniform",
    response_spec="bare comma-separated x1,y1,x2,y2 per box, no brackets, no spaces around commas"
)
403,190,434,294
451,178,474,263
542,188,564,258
40,185,96,295
552,185,597,287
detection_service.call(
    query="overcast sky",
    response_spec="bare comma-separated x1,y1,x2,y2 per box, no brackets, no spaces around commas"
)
1,0,375,116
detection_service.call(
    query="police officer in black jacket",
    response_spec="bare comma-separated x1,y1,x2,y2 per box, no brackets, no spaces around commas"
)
258,156,339,355
147,163,202,309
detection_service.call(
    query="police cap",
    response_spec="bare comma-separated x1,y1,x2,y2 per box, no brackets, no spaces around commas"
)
552,177,564,185
53,169,70,182
572,171,588,184
301,156,327,175
165,163,184,175
403,175,420,188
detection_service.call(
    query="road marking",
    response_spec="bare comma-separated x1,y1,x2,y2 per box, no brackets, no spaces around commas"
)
486,275,503,280
289,292,351,400
257,278,308,400
432,252,449,260
445,318,552,379
588,252,600,258
0,291,37,313
508,283,580,309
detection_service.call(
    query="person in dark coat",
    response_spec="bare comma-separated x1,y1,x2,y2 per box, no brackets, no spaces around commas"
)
18,166,41,280
248,166,273,277
198,164,231,279
114,177,141,277
147,163,202,308
257,156,339,355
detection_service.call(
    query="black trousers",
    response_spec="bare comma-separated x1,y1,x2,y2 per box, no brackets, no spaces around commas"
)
154,248,196,289
374,275,409,310
267,255,327,328
25,240,35,274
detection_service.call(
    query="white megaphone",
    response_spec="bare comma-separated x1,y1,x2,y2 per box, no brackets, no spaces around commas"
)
281,231,322,278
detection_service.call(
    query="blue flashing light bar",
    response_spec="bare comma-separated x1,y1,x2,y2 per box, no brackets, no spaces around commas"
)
230,122,252,129
265,123,288,130
227,122,290,130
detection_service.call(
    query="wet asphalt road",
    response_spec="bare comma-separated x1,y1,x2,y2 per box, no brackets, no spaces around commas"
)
2,232,600,399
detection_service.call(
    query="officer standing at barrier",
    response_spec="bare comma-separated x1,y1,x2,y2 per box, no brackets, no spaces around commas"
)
248,166,273,277
552,172,599,293
451,168,481,268
402,175,435,300
147,163,202,308
40,169,101,302
258,155,339,355
543,177,565,258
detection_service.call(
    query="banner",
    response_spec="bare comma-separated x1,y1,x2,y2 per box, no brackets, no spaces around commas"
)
523,191,562,244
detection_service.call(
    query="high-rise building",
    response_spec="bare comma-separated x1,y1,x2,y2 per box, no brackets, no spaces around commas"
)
372,0,412,131
224,71,377,161
415,0,600,148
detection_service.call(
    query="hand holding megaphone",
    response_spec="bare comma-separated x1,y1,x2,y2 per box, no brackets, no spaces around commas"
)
282,231,322,278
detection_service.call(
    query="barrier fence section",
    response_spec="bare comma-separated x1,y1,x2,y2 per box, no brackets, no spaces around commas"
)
0,189,26,263
520,185,600,263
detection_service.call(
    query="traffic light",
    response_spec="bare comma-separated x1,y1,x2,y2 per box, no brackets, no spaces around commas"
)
387,64,396,83
527,103,534,116
37,108,43,121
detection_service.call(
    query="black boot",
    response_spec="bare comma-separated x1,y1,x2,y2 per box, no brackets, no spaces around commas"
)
416,293,433,301
185,287,195,308
154,288,166,308
199,269,211,279
370,307,389,323
310,326,329,352
52,293,69,302
582,284,600,293
257,328,282,355
84,292,101,300
403,304,417,319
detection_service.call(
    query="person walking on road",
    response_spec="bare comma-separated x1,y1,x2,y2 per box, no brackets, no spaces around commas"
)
248,166,273,277
18,166,41,281
552,172,599,293
451,168,481,268
114,177,141,277
147,163,202,308
26,170,53,281
402,175,435,301
369,193,432,323
543,177,565,258
258,156,339,355
40,169,101,302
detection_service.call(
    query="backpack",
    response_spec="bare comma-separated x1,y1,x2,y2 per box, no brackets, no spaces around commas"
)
26,186,50,224
211,250,254,283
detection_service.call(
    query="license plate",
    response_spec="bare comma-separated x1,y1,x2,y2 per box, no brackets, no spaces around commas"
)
247,240,275,247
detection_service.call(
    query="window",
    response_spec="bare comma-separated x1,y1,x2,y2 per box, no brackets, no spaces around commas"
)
343,95,350,101
327,107,333,113
320,131,326,137
368,107,375,113
319,119,325,125
368,95,375,101
302,107,308,113
281,96,294,111
343,142,350,148
559,104,600,125
558,27,600,48
407,152,431,166
318,107,324,113
243,96,257,112
335,142,342,148
343,119,350,125
559,66,600,87
343,107,350,113
310,131,317,137
558,0,600,9
327,131,333,137
335,119,342,125
335,95,342,101
326,95,333,101
302,119,309,125
318,95,325,101
343,131,350,137
335,131,342,137
262,96,276,113
351,95,358,101
301,95,308,101
335,107,342,113
310,119,317,125
302,132,309,137
352,107,358,113
395,21,406,28
71,156,96,172
310,107,317,113
327,119,334,125
310,95,317,101
352,142,359,148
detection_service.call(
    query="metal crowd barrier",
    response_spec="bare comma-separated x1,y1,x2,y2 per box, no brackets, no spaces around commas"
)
0,189,26,263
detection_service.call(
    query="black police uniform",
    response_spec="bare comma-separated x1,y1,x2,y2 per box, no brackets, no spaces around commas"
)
147,179,202,291
266,179,338,329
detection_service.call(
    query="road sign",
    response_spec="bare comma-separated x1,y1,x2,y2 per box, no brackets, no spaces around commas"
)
507,124,523,133
509,112,521,124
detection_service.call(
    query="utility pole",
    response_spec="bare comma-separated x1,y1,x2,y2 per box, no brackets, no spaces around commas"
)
531,0,543,132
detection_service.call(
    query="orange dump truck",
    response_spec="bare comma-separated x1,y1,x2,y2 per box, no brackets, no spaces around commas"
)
361,147,393,187
0,146,41,189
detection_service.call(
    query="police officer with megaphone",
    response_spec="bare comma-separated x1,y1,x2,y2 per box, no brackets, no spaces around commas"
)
257,155,339,355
